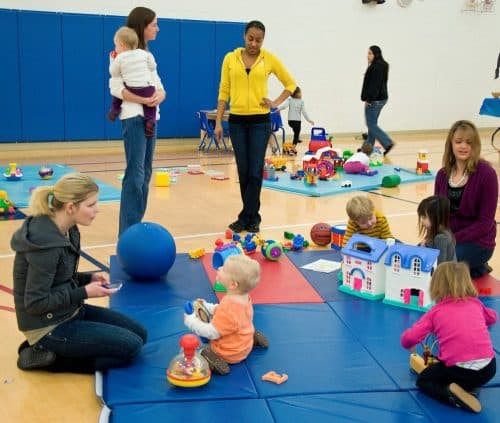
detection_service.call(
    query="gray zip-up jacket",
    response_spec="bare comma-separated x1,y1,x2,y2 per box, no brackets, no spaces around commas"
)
11,215,90,332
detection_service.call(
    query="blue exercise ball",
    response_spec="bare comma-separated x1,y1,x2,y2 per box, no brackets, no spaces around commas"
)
117,222,176,281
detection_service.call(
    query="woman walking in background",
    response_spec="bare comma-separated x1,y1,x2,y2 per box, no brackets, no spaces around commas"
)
361,45,394,156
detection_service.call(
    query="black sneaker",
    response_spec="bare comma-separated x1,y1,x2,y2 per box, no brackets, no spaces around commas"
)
383,143,394,156
362,132,368,140
447,383,482,413
17,345,56,370
201,347,230,375
253,331,269,349
246,223,260,233
228,220,245,233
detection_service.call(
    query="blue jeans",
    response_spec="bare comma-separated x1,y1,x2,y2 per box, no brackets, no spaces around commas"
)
38,304,147,373
119,115,157,235
456,242,494,277
229,120,271,226
365,100,393,149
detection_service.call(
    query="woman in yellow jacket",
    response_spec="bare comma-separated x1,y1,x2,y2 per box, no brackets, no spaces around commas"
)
214,20,296,233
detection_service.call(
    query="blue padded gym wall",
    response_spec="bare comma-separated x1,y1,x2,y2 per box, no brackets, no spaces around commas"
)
0,8,244,142
18,10,65,142
0,9,22,142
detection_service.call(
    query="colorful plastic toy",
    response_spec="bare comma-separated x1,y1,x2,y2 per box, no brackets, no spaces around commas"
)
416,149,431,174
4,163,23,181
184,300,212,343
308,127,332,153
261,240,283,261
38,165,54,180
261,371,288,384
0,190,15,214
188,248,205,259
166,334,211,387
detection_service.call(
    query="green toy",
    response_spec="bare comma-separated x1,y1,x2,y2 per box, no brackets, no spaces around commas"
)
381,174,401,188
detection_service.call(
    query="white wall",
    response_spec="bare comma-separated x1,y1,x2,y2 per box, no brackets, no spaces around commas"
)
2,0,499,133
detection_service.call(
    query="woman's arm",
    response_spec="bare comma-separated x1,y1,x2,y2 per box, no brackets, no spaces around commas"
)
214,99,228,141
24,250,87,314
454,164,498,242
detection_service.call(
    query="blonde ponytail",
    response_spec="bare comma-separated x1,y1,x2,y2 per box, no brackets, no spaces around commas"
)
28,173,98,217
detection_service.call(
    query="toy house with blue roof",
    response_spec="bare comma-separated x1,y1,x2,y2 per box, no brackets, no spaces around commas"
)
383,243,439,312
339,234,390,300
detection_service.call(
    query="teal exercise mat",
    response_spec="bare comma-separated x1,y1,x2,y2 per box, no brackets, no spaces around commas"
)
263,164,434,197
0,164,121,208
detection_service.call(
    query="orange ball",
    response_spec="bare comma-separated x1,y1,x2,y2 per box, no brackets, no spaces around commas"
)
310,222,332,246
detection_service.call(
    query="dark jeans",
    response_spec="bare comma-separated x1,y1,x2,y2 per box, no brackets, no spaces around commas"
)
417,358,496,404
229,119,271,226
288,120,301,144
119,115,157,235
38,304,147,373
456,242,494,278
365,99,393,149
110,85,156,124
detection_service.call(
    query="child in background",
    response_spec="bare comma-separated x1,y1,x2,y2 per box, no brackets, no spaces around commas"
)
344,142,374,175
278,86,314,151
184,255,268,375
417,195,456,264
108,26,157,137
342,195,394,247
401,262,497,413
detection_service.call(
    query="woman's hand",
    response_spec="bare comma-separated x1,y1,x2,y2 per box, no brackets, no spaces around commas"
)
90,273,108,284
261,97,275,109
85,280,119,298
214,123,223,141
145,90,166,107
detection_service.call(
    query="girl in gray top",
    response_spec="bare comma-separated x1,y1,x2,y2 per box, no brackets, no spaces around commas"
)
418,195,456,264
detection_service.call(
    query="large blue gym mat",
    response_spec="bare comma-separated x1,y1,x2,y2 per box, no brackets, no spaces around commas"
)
100,251,500,422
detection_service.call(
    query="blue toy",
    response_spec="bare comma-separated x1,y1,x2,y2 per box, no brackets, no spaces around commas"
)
212,243,241,269
117,222,176,281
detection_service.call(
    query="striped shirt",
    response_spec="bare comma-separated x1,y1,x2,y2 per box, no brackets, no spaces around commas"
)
342,210,393,247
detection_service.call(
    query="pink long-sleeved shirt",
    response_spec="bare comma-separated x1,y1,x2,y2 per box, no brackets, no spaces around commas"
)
401,297,497,366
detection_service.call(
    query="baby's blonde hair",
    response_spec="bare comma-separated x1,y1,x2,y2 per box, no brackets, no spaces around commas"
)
28,173,98,217
346,195,375,221
430,262,477,302
224,254,260,293
114,26,139,50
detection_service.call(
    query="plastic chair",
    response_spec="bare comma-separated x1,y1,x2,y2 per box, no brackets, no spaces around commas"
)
270,109,285,155
197,111,228,152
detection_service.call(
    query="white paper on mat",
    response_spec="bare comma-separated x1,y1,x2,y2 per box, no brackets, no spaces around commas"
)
300,259,341,273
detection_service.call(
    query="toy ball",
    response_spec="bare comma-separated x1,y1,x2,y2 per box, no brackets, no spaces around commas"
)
166,334,211,387
261,240,283,261
117,222,176,281
310,222,332,246
38,166,54,180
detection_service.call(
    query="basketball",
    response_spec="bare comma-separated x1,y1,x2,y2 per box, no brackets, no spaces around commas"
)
310,222,332,246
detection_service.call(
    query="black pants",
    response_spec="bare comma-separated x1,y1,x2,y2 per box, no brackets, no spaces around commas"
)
288,120,301,144
416,358,496,404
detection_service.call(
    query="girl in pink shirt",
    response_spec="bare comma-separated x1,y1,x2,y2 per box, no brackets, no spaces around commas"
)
401,262,497,413
184,255,268,375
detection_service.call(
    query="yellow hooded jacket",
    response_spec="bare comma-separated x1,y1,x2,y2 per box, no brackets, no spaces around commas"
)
218,47,296,115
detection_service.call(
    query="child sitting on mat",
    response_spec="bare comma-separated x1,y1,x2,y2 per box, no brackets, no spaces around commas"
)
342,195,394,247
417,195,456,264
184,254,268,375
344,142,377,176
401,262,497,413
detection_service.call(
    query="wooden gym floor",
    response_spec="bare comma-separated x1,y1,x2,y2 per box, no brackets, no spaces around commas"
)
0,129,499,422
